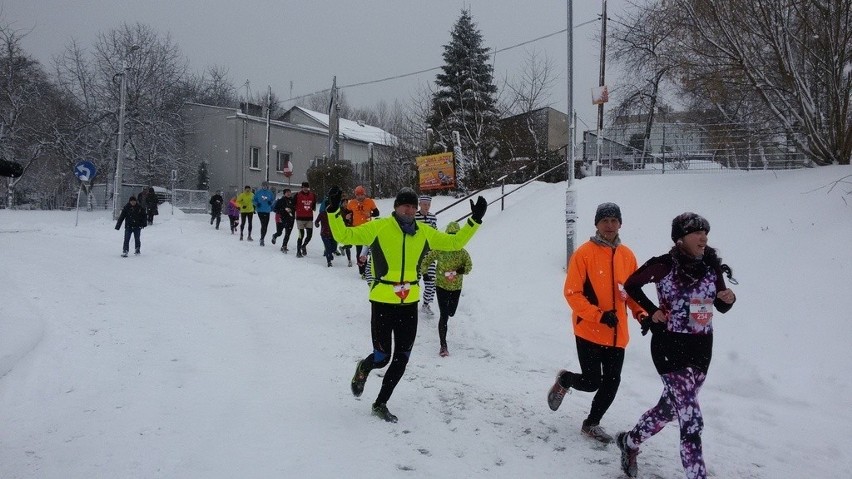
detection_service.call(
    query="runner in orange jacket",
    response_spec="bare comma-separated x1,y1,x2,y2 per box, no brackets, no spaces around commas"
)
547,202,646,444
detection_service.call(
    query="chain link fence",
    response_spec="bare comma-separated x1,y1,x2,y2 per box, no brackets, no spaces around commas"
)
171,189,209,213
580,122,810,176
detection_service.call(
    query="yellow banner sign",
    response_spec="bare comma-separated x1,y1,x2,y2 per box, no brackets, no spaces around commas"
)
416,152,456,191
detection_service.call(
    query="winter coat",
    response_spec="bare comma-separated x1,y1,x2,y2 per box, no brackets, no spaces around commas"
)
345,198,379,226
293,190,317,220
227,198,240,218
115,202,147,229
315,210,332,237
209,194,224,214
420,248,472,291
145,191,158,215
563,235,645,349
253,188,275,213
236,191,255,213
273,196,295,225
624,246,735,374
328,212,480,304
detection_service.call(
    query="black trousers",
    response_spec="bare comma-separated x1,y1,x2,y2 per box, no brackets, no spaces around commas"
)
240,212,253,235
257,212,270,240
560,336,625,425
436,287,462,348
358,302,418,405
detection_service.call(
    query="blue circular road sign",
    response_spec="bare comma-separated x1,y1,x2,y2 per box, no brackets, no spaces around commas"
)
74,161,97,181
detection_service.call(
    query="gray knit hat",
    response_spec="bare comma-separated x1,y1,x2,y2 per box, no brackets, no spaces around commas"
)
594,202,622,225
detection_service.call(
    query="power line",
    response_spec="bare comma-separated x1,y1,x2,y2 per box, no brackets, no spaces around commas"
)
282,17,600,104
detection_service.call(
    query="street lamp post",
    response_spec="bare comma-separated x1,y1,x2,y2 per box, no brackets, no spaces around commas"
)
113,45,140,220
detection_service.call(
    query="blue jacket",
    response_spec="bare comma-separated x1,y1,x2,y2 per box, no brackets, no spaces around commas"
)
253,189,275,213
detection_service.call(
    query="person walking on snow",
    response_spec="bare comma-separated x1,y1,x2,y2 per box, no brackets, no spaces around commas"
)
253,181,275,246
115,195,147,257
236,185,255,241
326,186,487,423
144,186,158,225
615,212,736,479
415,194,438,316
209,190,224,229
419,221,472,357
293,181,317,257
547,202,647,444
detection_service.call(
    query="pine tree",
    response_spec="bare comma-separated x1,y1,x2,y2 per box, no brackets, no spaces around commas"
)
428,9,501,189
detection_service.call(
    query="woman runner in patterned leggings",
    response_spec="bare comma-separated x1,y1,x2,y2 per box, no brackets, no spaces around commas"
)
617,213,737,479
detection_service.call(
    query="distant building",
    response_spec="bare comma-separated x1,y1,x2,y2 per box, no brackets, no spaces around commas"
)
180,103,396,195
497,107,570,181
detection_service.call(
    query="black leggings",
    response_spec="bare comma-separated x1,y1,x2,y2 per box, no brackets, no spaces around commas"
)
436,287,461,348
358,302,418,405
240,212,253,234
257,212,270,240
297,227,312,249
559,336,625,425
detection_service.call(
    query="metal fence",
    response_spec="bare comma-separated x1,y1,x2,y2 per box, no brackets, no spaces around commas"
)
86,184,208,213
580,122,810,176
171,188,209,213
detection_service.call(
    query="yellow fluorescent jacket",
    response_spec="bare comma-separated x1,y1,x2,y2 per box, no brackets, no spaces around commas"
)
328,211,480,304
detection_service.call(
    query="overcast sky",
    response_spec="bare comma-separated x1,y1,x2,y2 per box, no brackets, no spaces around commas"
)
5,0,634,128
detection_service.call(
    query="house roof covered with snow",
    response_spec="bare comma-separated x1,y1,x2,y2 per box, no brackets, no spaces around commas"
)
285,106,397,147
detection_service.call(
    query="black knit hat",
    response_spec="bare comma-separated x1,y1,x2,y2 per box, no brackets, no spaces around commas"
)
671,212,710,242
394,187,419,207
594,202,622,225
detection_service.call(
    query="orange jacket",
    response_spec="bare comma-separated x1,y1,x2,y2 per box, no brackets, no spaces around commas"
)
345,197,378,226
563,238,645,348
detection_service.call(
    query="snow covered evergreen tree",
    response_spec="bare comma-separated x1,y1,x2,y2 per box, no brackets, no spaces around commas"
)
428,9,501,189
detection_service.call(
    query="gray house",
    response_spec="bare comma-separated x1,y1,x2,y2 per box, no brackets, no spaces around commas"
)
181,103,396,196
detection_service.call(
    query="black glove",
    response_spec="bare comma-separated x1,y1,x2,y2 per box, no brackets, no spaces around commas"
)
326,186,342,213
423,274,433,283
456,266,466,274
600,310,618,328
115,225,120,230
640,315,652,336
469,196,487,223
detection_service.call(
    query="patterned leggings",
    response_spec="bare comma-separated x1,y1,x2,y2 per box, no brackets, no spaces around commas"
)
422,261,436,304
626,367,707,479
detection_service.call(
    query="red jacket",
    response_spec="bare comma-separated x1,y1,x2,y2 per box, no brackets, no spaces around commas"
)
293,190,317,220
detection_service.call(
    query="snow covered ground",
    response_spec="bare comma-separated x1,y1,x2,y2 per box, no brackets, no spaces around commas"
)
1,166,851,478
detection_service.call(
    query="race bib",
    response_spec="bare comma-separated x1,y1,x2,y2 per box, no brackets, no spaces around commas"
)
444,271,457,282
689,298,713,326
393,282,411,300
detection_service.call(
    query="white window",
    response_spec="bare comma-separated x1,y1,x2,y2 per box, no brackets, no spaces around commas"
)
249,147,260,170
311,156,327,168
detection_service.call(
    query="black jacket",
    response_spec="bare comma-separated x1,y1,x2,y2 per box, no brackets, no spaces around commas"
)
209,194,224,214
145,191,159,215
116,203,147,229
